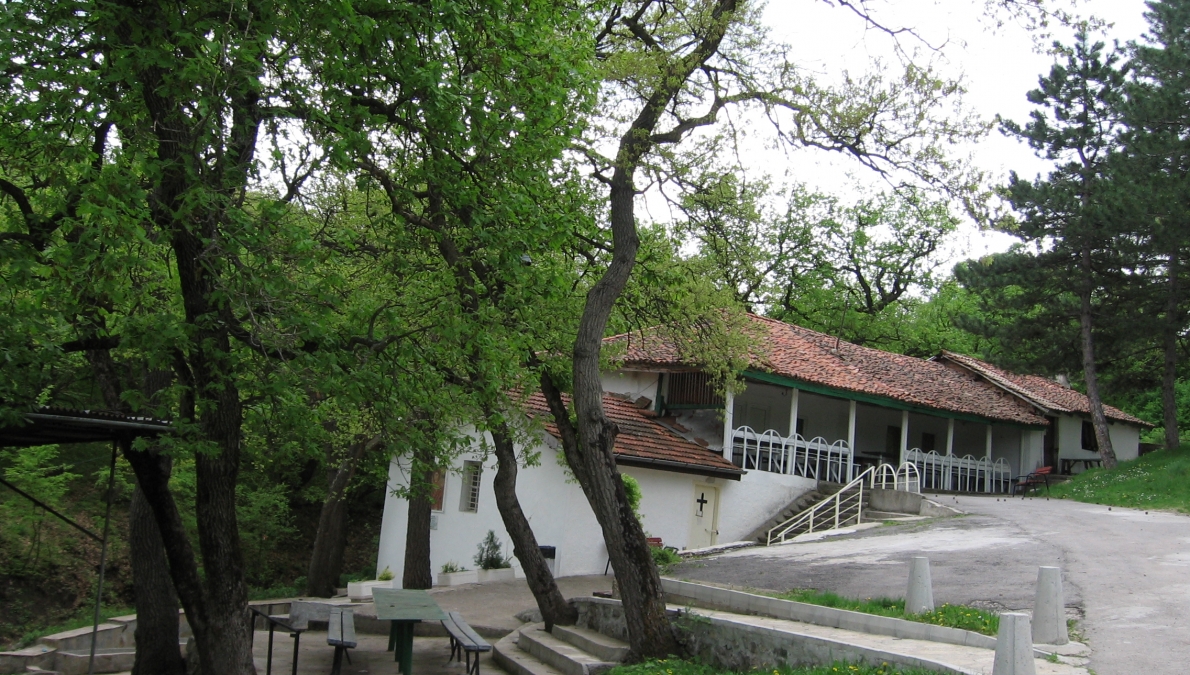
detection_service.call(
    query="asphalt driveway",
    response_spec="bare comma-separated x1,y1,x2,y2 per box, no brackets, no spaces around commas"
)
667,494,1190,675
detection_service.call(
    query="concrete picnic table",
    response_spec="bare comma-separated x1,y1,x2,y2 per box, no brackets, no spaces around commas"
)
372,588,447,675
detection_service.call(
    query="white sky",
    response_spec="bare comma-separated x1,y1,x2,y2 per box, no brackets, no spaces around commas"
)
733,0,1151,270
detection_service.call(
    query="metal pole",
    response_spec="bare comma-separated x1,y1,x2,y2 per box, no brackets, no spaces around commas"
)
88,441,119,675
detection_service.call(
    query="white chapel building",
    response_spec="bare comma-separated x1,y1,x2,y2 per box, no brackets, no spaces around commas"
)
375,315,1148,586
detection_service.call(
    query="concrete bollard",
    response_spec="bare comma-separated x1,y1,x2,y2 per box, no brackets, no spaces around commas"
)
905,556,934,613
1033,566,1069,645
993,612,1037,675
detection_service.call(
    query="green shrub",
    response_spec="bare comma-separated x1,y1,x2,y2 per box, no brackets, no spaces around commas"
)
474,530,512,570
377,566,394,581
440,561,465,573
651,546,682,568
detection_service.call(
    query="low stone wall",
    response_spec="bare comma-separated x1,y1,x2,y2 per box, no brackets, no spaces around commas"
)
869,488,925,515
660,579,996,650
570,597,968,674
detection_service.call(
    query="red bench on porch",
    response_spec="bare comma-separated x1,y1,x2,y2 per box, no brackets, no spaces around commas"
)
1012,466,1053,497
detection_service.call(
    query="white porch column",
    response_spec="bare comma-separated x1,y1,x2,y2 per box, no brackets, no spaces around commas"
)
723,390,735,464
899,410,910,465
788,388,800,438
945,418,955,491
984,424,994,493
847,400,857,449
847,400,858,481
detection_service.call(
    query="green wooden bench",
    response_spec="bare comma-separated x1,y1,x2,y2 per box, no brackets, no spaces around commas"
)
442,611,491,675
328,607,357,675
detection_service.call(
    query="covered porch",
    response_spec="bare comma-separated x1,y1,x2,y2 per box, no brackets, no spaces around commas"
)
720,375,1037,493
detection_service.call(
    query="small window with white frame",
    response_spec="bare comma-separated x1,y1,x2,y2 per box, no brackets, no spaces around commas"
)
459,461,482,513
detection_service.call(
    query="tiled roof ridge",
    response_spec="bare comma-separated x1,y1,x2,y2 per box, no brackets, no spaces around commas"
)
938,351,1149,426
938,351,1063,411
520,391,742,475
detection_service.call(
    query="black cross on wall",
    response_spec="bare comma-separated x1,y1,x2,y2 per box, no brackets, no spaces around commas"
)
695,492,708,516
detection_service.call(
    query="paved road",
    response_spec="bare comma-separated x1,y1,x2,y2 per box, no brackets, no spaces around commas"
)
667,494,1190,675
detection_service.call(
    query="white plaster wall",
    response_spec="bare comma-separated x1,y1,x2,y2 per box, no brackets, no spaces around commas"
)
1020,429,1045,473
621,466,696,548
1109,423,1141,461
796,392,851,442
852,404,902,459
716,470,817,542
907,413,952,453
951,420,990,458
602,370,660,401
377,429,612,587
732,381,792,435
1057,415,1089,458
990,426,1023,477
378,429,795,586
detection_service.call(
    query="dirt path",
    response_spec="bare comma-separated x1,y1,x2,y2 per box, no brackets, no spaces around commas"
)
666,494,1190,675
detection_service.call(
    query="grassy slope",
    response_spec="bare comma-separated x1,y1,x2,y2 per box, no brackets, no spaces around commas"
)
764,589,998,636
610,660,947,675
1048,445,1190,512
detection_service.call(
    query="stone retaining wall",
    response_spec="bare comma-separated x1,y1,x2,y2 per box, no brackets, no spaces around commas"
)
661,578,996,650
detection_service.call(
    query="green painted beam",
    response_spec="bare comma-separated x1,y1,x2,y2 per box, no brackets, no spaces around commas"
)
741,369,1047,430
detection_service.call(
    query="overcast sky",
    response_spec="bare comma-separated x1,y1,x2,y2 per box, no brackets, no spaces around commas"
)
742,0,1152,268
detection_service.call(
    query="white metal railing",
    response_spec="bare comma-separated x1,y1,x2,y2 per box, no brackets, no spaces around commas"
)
867,462,920,494
906,449,1011,493
767,466,873,545
732,427,853,483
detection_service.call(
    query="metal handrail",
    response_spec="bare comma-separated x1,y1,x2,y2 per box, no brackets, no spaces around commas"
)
906,449,1012,493
766,466,874,545
733,426,854,483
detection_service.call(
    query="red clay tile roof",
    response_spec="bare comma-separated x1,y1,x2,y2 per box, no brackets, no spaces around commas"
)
936,351,1150,427
522,392,743,478
605,314,1051,426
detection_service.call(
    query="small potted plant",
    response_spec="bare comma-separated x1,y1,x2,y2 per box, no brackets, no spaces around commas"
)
347,566,395,601
436,561,478,587
474,530,515,582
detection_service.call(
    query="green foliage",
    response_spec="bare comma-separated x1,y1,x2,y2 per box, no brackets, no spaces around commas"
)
608,658,948,675
622,474,644,522
1049,445,1190,511
651,546,682,569
0,445,81,573
377,566,394,581
440,561,464,574
473,530,512,571
767,589,999,637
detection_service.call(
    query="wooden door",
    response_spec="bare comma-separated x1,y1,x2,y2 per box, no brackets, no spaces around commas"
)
1043,416,1058,469
689,484,720,549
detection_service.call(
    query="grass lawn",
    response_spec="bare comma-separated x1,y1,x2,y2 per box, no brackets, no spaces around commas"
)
609,659,949,675
760,589,998,636
1048,445,1190,512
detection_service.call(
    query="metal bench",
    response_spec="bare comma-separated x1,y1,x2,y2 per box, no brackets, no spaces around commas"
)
442,611,491,675
328,607,357,675
1013,466,1053,497
249,607,304,675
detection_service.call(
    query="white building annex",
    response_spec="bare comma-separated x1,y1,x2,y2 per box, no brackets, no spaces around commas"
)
375,314,1150,587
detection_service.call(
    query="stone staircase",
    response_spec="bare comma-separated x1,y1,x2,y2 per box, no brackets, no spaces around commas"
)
495,622,630,675
745,481,930,546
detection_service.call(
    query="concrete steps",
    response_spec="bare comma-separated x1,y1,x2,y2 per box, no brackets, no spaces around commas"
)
495,622,629,675
54,648,135,675
549,626,629,663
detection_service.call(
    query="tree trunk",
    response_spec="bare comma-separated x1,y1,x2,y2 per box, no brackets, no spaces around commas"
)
1163,249,1181,451
402,445,436,590
130,482,187,675
307,436,382,597
82,353,187,675
1079,244,1118,468
489,421,576,630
